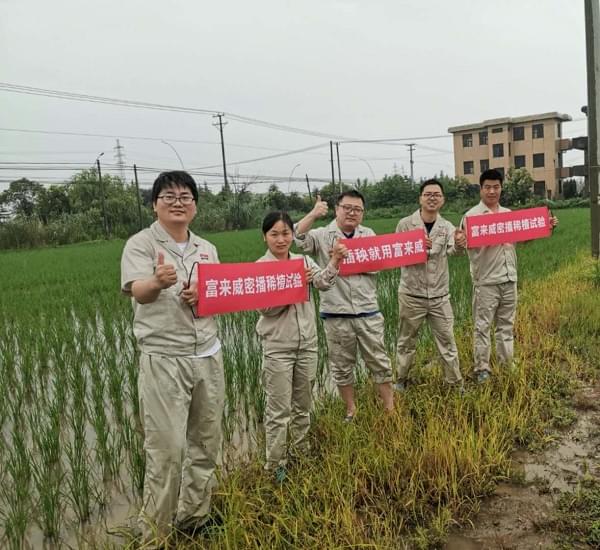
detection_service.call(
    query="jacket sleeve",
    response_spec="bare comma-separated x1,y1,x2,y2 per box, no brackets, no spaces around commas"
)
306,255,338,291
446,221,465,257
294,225,320,255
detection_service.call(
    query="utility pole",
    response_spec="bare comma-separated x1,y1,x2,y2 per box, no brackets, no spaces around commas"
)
96,157,109,238
329,141,336,188
213,113,229,187
213,113,236,227
406,143,416,183
305,174,312,200
335,142,342,193
114,139,126,182
133,164,143,231
585,0,600,258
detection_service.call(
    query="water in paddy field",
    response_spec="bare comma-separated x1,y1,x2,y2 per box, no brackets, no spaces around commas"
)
444,386,600,550
0,303,348,548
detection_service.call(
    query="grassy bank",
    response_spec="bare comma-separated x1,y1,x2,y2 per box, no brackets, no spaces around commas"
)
199,251,599,549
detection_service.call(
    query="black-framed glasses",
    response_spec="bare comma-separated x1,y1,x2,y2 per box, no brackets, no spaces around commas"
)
157,193,195,205
422,192,443,199
338,204,364,214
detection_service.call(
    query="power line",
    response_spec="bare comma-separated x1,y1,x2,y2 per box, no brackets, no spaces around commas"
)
0,82,466,145
191,142,330,170
0,82,358,140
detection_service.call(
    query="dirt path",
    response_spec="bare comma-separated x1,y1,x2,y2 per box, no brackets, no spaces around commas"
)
444,386,600,550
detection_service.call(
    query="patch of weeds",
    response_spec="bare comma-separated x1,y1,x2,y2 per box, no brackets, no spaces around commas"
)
507,466,527,486
551,482,600,547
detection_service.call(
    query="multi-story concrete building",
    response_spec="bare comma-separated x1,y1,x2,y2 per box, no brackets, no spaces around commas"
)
448,112,572,199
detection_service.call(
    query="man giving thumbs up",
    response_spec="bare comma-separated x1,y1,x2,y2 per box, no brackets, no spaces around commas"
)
120,171,223,544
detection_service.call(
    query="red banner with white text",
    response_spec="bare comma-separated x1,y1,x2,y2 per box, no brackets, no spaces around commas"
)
338,229,428,276
197,259,307,316
464,206,551,248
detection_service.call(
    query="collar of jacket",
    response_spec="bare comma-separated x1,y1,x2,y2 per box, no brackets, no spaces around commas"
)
326,219,368,237
150,221,202,258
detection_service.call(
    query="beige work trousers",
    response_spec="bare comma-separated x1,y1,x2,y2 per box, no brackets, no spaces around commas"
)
262,347,317,469
137,351,225,542
396,293,463,385
323,314,393,387
472,282,517,374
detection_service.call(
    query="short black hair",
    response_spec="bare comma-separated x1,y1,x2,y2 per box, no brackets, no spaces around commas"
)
152,171,199,203
336,189,365,206
479,169,503,186
262,211,294,234
419,179,444,196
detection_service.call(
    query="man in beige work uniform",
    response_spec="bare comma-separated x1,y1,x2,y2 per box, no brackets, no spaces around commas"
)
121,171,224,542
395,179,466,392
295,190,394,421
462,168,557,383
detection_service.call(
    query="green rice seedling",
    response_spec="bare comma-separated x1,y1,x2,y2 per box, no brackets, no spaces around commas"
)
27,400,63,539
88,353,113,482
30,453,63,540
65,409,94,524
122,415,145,498
1,420,32,550
105,429,125,486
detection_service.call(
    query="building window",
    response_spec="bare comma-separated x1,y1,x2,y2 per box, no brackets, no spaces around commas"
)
532,123,544,139
462,134,473,147
514,155,526,169
494,167,505,179
479,131,488,145
513,126,525,141
480,159,489,172
463,161,474,175
533,153,545,168
534,181,546,196
492,127,503,134
492,143,504,158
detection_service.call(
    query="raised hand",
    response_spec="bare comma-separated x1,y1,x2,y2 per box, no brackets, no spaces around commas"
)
311,193,328,219
154,251,178,289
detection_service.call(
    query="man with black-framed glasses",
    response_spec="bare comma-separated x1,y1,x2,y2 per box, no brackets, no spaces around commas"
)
295,190,394,422
394,179,466,394
120,170,224,544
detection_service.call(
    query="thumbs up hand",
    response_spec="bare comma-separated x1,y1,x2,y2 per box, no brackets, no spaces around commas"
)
310,194,328,219
154,251,178,289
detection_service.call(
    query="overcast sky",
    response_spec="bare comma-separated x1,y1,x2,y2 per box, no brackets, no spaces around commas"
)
0,0,589,193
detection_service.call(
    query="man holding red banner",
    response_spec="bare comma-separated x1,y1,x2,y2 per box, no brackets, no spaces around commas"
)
120,171,224,542
295,190,394,422
462,169,558,384
394,179,466,393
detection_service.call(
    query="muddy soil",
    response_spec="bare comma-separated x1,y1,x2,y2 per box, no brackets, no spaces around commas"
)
445,386,600,550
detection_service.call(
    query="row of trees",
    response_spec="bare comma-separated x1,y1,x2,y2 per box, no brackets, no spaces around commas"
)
0,167,547,249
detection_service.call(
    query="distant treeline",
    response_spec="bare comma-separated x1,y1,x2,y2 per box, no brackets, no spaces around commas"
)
0,168,587,249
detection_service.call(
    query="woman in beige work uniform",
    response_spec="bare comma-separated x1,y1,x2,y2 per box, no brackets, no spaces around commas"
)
256,211,347,482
